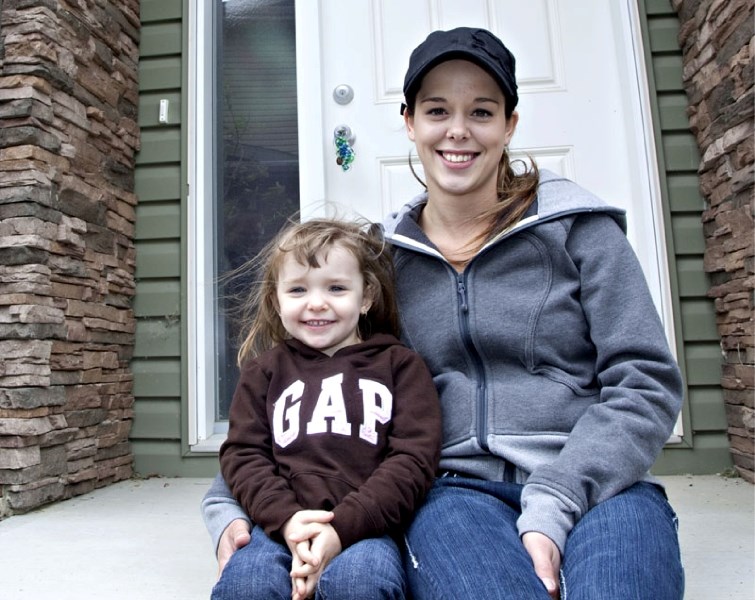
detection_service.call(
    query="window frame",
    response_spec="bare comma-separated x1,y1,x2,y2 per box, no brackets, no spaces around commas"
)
187,0,224,452
187,0,321,452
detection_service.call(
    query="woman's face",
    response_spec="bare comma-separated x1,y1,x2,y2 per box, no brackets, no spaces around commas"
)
404,59,518,201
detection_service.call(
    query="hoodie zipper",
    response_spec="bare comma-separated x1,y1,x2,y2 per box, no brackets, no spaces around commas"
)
456,272,489,453
386,227,498,454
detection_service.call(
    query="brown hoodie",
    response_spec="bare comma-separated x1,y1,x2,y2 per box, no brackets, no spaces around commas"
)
219,333,441,549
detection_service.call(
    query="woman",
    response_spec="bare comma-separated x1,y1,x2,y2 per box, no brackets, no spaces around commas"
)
203,27,684,599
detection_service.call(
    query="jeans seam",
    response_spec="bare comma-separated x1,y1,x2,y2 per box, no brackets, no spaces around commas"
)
644,483,681,530
559,568,568,600
404,534,450,600
316,581,328,600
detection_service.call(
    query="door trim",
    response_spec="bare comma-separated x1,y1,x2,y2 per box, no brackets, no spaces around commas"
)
620,0,681,441
296,0,327,218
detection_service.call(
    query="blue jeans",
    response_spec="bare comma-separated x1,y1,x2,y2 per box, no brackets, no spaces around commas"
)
403,477,684,600
211,525,407,600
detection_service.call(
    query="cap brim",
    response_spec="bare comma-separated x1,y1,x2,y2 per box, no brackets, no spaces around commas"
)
403,50,514,111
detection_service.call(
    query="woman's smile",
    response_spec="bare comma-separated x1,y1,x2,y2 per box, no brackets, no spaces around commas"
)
439,150,479,164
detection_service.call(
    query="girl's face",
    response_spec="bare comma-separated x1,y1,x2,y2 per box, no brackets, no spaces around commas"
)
404,59,518,201
276,244,371,356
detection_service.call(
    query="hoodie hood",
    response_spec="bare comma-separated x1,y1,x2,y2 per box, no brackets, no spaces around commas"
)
381,169,627,249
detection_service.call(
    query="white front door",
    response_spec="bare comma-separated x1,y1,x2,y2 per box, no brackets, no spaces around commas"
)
295,0,675,346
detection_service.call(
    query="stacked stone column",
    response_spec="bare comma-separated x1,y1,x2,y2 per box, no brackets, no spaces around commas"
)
673,0,754,481
0,0,139,514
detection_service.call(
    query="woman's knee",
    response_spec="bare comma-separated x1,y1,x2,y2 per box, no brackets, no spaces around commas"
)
403,480,548,600
563,482,684,600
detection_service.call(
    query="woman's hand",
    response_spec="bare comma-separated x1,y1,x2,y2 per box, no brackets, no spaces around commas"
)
522,531,561,599
216,518,251,579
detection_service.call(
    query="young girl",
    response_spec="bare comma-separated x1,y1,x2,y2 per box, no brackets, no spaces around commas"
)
211,219,441,600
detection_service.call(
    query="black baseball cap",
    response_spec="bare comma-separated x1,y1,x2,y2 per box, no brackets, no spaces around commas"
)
401,27,518,115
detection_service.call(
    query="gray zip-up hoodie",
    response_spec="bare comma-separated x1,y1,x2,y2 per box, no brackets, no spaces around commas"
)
201,170,683,555
382,169,683,552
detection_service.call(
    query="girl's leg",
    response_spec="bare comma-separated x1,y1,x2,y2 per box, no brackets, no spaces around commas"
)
403,476,551,600
316,535,407,600
211,525,292,600
562,482,684,600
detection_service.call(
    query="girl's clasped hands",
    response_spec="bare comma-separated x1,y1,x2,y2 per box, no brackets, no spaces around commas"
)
283,510,340,600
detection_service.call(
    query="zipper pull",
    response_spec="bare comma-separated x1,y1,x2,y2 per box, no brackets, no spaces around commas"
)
457,277,468,312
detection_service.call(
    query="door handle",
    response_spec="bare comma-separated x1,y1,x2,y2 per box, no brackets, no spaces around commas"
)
333,125,355,171
334,125,355,146
333,84,354,105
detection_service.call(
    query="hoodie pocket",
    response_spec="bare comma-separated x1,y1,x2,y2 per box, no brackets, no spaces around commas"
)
532,365,600,398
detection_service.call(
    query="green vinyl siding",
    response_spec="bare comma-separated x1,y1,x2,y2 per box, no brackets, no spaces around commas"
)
140,22,183,56
134,165,182,201
672,215,708,254
139,57,183,91
132,279,181,316
136,203,182,240
641,0,731,474
132,0,201,476
140,92,182,127
132,357,181,397
134,319,181,358
137,129,182,165
684,344,728,386
130,398,183,439
688,388,729,431
679,301,721,341
130,0,732,476
140,0,182,22
667,173,706,210
134,240,180,278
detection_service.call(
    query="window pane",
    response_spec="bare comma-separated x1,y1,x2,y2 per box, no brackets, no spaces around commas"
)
216,0,299,420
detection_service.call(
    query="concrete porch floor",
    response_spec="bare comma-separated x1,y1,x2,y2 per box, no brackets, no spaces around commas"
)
0,475,752,599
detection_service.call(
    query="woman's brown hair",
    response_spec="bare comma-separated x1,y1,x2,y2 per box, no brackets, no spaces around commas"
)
231,218,400,366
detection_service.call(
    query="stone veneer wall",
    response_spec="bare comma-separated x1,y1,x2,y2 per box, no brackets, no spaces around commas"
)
0,0,140,515
672,0,754,482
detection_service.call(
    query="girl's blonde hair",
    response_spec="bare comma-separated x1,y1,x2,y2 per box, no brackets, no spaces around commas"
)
233,218,400,366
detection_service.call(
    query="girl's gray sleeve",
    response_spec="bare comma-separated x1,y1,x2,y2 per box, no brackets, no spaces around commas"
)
201,472,251,555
